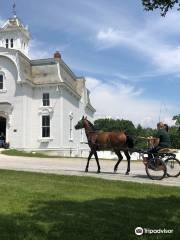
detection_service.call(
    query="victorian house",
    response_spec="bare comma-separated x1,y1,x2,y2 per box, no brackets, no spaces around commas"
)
0,11,95,156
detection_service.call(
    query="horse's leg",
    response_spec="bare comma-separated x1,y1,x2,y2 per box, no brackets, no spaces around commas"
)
85,150,93,172
93,150,101,173
114,151,123,173
124,150,131,175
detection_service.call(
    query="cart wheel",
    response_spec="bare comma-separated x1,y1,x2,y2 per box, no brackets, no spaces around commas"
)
164,157,180,177
145,158,167,180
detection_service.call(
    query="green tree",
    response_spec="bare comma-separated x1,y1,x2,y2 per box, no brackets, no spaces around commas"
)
142,0,180,16
94,117,180,149
94,118,136,135
135,125,157,149
173,114,180,128
169,126,180,148
136,124,143,135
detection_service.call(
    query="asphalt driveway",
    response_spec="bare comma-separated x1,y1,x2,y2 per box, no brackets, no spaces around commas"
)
0,154,179,187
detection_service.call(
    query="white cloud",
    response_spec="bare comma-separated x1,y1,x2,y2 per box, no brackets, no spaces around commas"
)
28,40,51,59
86,77,176,127
28,39,69,60
20,1,180,76
96,11,180,75
97,28,130,48
85,77,100,91
154,46,180,73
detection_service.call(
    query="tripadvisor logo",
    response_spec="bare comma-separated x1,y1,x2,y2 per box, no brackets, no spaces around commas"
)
135,227,174,235
135,227,143,236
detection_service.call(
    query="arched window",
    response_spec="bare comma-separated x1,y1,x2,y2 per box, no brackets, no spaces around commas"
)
6,39,8,48
10,39,13,48
0,75,3,89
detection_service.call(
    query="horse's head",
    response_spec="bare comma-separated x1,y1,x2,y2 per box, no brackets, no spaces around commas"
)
74,116,86,130
75,116,95,131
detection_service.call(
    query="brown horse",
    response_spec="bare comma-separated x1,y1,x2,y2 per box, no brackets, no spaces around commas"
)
75,116,133,175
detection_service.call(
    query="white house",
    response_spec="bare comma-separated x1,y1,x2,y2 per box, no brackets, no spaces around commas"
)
0,13,95,156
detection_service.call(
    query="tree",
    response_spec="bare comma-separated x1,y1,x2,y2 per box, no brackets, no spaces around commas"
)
142,0,180,16
94,116,180,149
173,114,180,128
169,126,180,148
94,118,136,135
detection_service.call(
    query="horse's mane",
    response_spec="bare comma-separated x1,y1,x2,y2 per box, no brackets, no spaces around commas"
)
87,119,96,131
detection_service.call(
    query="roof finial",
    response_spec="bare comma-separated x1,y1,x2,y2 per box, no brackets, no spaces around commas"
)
12,0,17,17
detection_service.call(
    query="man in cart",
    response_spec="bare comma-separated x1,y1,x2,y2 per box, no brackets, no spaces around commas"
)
145,122,171,161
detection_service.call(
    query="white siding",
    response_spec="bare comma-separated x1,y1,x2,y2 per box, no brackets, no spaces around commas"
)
0,52,95,156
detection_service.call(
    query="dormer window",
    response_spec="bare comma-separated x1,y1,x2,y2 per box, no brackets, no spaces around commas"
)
10,39,13,48
43,93,50,106
0,75,3,89
6,39,8,48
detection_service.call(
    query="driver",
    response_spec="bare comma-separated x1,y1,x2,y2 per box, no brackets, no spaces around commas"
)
146,122,171,160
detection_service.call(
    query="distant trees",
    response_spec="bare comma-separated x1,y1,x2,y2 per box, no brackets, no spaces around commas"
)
169,126,180,148
94,116,180,149
142,0,180,16
94,118,136,135
94,118,155,149
173,114,180,129
169,115,180,148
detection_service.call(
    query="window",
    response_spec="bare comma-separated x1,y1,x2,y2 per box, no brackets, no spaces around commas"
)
10,39,13,48
0,75,3,90
6,39,8,48
42,115,50,138
43,93,50,106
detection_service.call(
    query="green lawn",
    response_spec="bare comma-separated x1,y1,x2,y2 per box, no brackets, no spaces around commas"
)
1,149,86,159
1,149,58,158
0,170,179,240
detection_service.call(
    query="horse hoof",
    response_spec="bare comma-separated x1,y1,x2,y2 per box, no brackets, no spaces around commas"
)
97,169,101,173
85,168,88,172
114,168,117,173
125,172,129,175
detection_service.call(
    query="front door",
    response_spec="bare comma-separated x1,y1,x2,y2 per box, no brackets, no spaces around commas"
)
0,117,6,140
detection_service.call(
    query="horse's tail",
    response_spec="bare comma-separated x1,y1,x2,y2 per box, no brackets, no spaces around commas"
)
126,134,134,148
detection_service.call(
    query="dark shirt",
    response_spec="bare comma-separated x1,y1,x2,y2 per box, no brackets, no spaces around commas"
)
154,129,171,147
0,136,5,141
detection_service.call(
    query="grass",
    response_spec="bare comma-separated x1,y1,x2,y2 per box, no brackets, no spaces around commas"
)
1,149,67,158
1,149,142,162
1,149,89,159
0,170,179,240
1,149,51,158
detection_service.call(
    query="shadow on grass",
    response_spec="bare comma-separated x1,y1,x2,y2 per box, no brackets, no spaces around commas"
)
0,196,179,240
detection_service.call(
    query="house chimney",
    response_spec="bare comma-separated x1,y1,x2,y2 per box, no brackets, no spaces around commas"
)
54,51,61,59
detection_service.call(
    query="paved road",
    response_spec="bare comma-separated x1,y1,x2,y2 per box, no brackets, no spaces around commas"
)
0,154,179,187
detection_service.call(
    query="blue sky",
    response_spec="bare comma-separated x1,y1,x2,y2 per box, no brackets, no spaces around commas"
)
0,0,180,127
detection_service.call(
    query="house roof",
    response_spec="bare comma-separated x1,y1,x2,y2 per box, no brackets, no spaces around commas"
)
0,47,95,111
